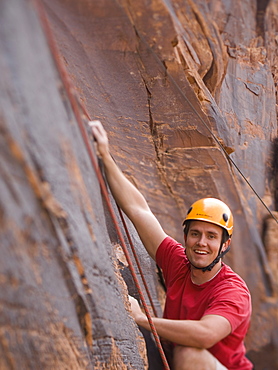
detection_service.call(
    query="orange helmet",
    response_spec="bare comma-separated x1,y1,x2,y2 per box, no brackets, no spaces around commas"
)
183,198,233,237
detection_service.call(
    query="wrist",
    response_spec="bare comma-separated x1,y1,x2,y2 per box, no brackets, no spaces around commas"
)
136,313,149,329
100,151,114,167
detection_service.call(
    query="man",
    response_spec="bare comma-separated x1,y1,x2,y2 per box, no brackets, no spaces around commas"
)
90,120,253,370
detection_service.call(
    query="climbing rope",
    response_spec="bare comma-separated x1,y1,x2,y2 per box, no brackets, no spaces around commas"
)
117,205,159,317
33,2,276,368
132,27,278,225
34,1,170,368
170,77,278,225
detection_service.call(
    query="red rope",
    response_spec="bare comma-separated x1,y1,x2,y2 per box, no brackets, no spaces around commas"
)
117,205,158,317
76,94,159,319
34,1,170,368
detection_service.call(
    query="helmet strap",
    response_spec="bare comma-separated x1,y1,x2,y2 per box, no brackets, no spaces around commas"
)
198,244,230,272
186,236,231,272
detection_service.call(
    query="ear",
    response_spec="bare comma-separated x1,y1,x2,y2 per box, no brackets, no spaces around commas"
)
222,238,231,252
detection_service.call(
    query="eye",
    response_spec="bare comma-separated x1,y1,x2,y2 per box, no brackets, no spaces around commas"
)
190,231,199,237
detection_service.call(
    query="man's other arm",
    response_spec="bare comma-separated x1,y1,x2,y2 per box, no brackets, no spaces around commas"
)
129,296,231,348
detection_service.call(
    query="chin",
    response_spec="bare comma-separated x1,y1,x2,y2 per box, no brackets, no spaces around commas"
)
191,264,205,270
189,259,205,270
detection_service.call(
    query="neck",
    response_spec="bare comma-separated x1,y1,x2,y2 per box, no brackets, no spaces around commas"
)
191,261,222,285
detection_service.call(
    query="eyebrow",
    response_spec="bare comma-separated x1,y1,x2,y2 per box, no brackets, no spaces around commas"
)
189,229,220,236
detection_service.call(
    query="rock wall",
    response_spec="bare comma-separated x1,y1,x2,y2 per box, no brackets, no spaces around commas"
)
0,0,149,369
0,0,277,369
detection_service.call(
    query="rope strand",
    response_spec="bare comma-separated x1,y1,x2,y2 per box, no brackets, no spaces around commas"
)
34,3,276,369
117,205,159,317
34,1,170,368
133,27,278,224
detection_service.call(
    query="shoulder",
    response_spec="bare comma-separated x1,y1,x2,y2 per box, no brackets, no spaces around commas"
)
220,264,251,295
156,236,189,287
205,265,252,331
156,236,189,281
156,236,186,262
210,264,252,314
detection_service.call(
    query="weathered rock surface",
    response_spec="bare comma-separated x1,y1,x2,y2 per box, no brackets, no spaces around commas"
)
0,0,278,369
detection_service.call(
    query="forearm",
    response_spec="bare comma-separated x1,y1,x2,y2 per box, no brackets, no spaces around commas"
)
137,315,209,348
91,120,167,258
101,152,150,218
135,312,230,349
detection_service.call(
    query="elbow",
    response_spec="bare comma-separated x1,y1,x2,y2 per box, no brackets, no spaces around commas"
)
199,334,220,349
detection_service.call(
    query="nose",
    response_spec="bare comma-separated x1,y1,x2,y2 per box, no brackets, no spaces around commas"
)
197,233,207,246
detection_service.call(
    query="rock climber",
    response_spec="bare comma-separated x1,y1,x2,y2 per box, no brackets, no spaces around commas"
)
90,120,253,370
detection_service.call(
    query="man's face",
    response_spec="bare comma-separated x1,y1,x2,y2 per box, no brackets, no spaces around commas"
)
184,220,225,269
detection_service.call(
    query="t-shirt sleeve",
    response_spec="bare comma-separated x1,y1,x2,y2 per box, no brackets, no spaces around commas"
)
204,281,252,332
156,236,187,287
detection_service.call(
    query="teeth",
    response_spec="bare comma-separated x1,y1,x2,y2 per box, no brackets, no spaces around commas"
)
195,250,208,255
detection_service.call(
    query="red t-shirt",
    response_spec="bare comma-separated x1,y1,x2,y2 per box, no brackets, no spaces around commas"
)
156,236,253,370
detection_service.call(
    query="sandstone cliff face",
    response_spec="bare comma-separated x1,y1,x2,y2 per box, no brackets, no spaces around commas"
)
0,0,277,369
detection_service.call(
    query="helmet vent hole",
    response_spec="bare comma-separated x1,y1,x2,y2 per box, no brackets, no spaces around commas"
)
223,213,228,222
187,207,193,215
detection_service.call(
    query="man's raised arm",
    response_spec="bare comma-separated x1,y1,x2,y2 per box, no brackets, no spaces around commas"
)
90,120,167,259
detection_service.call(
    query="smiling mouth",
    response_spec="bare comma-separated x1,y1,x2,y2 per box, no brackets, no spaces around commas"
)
194,249,209,255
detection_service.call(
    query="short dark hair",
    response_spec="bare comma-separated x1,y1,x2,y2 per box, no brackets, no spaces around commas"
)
183,220,191,236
